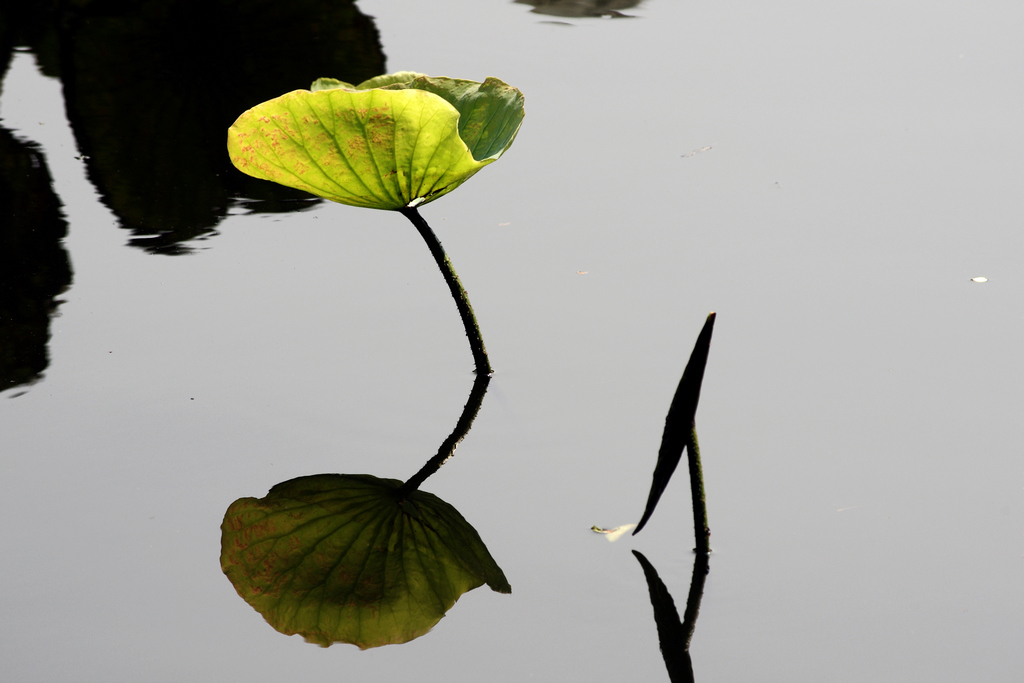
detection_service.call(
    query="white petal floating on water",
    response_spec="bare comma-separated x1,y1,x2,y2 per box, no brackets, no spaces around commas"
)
971,277,988,283
604,525,635,541
591,524,636,542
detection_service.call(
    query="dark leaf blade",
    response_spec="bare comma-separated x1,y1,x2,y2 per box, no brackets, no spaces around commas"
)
221,474,509,648
634,313,716,535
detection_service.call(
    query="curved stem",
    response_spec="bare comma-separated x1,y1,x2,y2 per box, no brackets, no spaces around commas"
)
399,206,492,376
398,371,491,496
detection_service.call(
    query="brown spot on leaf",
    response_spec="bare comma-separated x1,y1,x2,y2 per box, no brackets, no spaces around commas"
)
348,137,367,154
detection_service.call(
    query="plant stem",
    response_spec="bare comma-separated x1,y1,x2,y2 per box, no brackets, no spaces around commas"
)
398,371,490,496
399,206,492,376
686,423,710,553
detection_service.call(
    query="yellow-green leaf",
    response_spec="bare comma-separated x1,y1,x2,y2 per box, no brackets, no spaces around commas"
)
227,74,524,209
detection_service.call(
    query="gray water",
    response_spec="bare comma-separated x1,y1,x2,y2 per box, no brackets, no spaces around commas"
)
2,1,1022,681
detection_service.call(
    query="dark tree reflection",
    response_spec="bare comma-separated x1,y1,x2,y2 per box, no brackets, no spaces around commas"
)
57,0,387,254
0,0,386,393
0,126,72,394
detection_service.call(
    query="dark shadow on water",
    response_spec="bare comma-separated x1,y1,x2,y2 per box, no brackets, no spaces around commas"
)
2,0,387,255
633,550,710,683
0,0,384,390
0,80,72,393
220,372,509,649
0,7,68,396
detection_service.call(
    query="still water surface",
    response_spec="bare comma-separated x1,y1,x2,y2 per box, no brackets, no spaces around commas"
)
2,1,1023,680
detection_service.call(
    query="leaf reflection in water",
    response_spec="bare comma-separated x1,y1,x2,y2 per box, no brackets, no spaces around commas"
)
220,373,509,648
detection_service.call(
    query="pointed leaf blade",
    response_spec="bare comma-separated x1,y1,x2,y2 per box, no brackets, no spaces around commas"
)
634,312,716,535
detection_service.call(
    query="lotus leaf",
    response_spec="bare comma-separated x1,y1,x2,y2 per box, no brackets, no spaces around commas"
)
221,474,510,648
227,73,524,209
